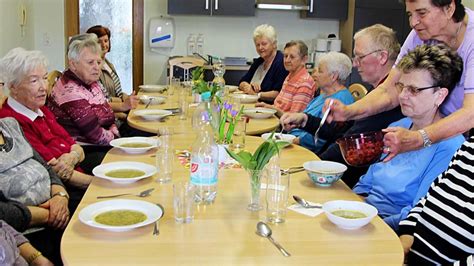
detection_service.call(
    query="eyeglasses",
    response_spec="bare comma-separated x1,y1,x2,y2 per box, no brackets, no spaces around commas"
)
352,49,384,64
395,82,439,95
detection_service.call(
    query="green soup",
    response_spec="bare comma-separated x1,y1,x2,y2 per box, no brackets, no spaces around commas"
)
120,142,152,148
94,210,147,226
332,210,367,219
105,169,146,178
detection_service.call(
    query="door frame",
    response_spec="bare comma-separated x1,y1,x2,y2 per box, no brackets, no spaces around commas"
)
64,0,143,92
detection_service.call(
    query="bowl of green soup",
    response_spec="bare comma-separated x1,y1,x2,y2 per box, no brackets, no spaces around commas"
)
92,161,157,184
110,137,159,154
322,200,377,230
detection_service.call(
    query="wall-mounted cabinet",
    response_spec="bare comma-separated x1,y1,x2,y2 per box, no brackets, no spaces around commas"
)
168,0,255,16
301,0,348,20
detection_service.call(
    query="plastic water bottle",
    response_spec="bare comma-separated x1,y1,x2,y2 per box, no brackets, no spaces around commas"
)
187,34,196,56
196,33,204,55
190,123,219,204
191,91,219,134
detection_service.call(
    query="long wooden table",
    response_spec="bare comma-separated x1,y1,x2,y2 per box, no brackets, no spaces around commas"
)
127,92,280,136
61,135,403,265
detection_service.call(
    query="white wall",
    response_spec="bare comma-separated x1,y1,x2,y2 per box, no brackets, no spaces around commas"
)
0,0,65,73
144,0,340,84
0,0,34,55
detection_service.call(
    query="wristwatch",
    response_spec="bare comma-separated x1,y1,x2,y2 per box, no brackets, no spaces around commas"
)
52,191,69,200
418,129,432,148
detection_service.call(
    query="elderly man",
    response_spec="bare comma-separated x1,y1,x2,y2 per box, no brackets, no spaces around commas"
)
281,24,404,187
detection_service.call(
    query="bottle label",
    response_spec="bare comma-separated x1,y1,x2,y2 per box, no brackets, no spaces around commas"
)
190,162,217,185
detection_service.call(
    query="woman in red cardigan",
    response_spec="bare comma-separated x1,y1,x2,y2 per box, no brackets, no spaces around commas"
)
0,47,92,189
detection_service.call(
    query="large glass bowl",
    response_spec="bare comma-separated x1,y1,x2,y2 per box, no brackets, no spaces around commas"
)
336,131,384,167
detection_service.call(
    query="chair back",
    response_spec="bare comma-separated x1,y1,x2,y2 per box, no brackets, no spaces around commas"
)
47,70,62,96
349,83,368,101
168,56,205,83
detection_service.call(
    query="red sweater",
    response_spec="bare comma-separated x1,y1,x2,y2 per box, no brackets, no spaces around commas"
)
0,102,76,162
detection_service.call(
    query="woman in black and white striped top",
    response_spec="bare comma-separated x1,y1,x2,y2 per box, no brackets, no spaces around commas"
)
399,136,474,265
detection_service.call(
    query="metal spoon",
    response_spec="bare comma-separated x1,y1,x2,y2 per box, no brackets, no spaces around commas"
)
314,99,334,143
275,126,284,140
145,98,153,108
256,222,291,257
292,195,322,209
153,203,165,236
96,188,155,199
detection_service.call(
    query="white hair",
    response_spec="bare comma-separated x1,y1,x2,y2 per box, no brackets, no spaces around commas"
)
67,33,101,62
253,24,277,44
0,47,48,89
317,52,352,83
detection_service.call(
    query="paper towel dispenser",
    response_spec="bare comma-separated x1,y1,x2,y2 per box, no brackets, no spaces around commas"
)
256,0,312,11
149,16,175,50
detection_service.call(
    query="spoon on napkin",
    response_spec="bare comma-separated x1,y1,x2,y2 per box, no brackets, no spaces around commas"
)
293,195,322,209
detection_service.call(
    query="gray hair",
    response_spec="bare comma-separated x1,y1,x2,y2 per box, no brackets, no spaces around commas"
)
354,24,400,61
284,40,309,58
253,24,277,44
0,47,48,89
317,52,352,83
67,33,101,62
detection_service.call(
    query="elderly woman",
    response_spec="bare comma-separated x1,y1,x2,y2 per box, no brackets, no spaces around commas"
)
256,40,316,116
48,33,119,146
0,47,93,189
289,52,354,153
239,24,288,104
86,25,138,120
0,117,70,264
328,0,474,161
353,44,465,232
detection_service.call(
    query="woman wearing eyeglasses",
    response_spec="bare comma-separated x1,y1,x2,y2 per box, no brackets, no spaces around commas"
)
352,44,464,232
327,0,474,161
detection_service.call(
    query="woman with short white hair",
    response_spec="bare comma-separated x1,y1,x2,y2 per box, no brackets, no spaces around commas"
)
239,24,288,103
289,51,355,153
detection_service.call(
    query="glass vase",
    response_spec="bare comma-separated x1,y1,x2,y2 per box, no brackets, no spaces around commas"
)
247,169,263,211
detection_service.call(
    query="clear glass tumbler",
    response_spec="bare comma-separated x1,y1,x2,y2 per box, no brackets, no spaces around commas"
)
173,182,195,223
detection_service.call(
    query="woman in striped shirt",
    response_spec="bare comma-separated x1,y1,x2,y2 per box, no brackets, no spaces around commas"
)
399,136,474,265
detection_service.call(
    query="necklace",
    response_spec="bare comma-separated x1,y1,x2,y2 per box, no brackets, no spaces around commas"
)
450,20,464,48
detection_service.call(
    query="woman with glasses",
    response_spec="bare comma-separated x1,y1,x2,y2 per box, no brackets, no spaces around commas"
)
327,0,474,161
352,43,464,232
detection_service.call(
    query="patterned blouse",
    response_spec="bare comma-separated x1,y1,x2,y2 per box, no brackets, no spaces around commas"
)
47,70,118,145
273,67,316,113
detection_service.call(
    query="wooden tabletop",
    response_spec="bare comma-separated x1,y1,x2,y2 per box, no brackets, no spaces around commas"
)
60,135,403,265
127,92,280,136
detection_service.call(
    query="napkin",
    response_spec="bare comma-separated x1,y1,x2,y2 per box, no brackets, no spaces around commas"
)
288,202,324,217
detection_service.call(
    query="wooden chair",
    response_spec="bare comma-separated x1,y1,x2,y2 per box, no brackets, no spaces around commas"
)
349,83,368,101
168,56,205,83
47,70,62,96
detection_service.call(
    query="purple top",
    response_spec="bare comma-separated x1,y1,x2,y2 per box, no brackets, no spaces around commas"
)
395,7,474,116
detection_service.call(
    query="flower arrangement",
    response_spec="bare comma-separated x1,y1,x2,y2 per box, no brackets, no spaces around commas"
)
216,98,244,144
225,132,286,172
191,67,220,101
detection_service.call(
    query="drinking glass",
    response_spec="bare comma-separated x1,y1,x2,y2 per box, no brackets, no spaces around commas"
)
178,86,189,120
157,126,173,150
169,77,180,96
266,162,289,223
155,146,173,183
230,116,246,152
173,182,195,223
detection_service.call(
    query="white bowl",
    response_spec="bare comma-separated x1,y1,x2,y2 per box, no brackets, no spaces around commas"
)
225,85,239,93
261,133,296,148
139,84,167,93
322,200,378,230
110,137,159,154
243,107,277,119
139,95,166,105
79,199,163,232
232,93,259,103
92,161,157,184
134,109,173,121
303,160,347,187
